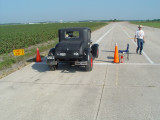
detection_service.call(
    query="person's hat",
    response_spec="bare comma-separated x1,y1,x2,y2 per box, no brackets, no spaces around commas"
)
138,25,142,28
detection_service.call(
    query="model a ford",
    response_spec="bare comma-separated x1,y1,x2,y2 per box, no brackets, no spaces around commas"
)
47,27,99,71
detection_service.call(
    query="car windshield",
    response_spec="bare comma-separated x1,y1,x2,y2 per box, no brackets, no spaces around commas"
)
65,31,79,39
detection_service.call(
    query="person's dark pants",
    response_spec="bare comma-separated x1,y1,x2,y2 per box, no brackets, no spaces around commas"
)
137,39,144,53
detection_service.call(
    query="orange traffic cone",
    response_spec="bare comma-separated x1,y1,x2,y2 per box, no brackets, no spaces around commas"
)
36,48,42,62
113,43,119,63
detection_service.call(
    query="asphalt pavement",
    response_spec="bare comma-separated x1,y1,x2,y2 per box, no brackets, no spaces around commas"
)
0,22,160,120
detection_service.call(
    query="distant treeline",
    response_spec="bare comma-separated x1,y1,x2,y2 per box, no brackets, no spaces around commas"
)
146,19,160,22
129,19,160,22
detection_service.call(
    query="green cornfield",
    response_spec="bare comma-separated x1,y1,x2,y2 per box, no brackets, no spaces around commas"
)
131,21,160,28
0,22,107,55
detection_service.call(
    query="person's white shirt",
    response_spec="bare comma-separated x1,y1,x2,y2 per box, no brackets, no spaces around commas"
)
135,30,144,39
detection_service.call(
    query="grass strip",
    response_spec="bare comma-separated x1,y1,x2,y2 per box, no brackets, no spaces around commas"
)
130,21,160,28
0,39,58,70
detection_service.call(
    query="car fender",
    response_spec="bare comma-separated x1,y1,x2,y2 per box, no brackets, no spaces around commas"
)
48,48,55,56
83,48,91,61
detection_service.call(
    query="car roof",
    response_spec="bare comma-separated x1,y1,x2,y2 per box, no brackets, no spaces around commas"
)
59,27,91,31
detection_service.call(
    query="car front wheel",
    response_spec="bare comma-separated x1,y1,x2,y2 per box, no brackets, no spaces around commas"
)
49,64,58,71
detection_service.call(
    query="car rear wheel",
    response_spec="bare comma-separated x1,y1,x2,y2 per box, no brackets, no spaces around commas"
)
85,53,93,71
49,65,56,71
49,64,58,71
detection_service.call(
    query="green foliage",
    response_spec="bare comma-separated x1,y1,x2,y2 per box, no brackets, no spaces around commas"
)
0,41,57,70
0,58,16,70
0,22,107,55
131,21,160,28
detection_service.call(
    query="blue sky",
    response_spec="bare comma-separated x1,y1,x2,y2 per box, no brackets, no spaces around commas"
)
0,0,160,23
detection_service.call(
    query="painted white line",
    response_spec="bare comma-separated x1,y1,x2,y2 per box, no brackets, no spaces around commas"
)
95,25,115,44
33,62,160,66
34,62,47,65
121,25,154,64
94,62,160,65
32,62,160,66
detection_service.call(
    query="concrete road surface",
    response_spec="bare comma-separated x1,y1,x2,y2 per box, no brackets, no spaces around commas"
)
0,22,160,120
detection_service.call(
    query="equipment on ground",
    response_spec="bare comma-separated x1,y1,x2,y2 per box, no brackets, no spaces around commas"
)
118,43,129,60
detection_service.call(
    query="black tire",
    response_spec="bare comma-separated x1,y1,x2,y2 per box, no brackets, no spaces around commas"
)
56,63,58,69
91,44,99,58
70,62,75,66
49,65,57,71
85,53,93,71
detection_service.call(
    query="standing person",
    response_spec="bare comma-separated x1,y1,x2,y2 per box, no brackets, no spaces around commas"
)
134,25,145,55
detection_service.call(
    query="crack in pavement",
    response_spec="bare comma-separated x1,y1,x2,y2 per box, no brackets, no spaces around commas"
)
95,64,109,120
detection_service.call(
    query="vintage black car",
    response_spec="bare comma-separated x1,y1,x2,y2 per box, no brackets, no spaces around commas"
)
47,27,99,71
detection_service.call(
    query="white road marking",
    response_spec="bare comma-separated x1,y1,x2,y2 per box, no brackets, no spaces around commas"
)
33,62,47,65
34,62,160,66
95,25,115,43
121,25,154,64
94,62,160,65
